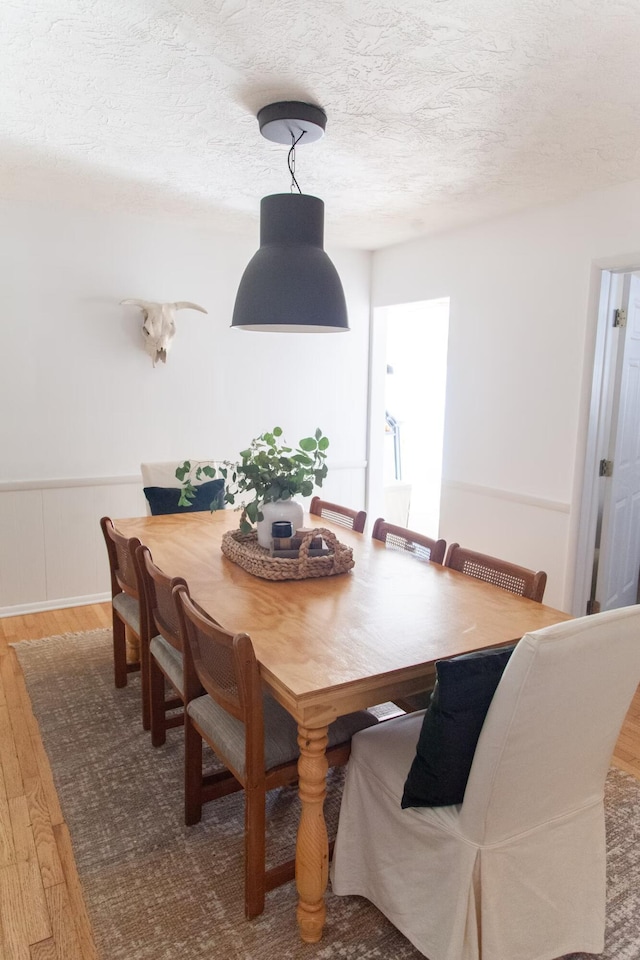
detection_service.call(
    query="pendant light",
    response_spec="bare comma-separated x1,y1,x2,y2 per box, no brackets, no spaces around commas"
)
231,101,349,333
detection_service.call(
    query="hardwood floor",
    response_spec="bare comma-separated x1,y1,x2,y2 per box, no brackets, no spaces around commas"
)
0,602,639,958
0,603,110,960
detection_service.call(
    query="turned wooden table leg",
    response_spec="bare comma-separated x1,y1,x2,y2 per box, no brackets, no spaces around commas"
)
125,625,140,664
295,724,329,943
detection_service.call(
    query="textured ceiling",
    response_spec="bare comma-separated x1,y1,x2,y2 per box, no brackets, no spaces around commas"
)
3,0,640,248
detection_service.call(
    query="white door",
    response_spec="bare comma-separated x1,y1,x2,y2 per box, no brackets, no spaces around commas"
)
596,274,640,611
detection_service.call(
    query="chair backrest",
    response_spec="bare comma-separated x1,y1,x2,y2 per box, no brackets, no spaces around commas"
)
136,544,187,652
459,606,640,844
445,543,547,602
100,516,141,599
174,585,265,773
309,497,366,533
140,461,222,488
372,518,446,565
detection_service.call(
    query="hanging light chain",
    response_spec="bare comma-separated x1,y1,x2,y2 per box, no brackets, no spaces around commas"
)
288,130,305,194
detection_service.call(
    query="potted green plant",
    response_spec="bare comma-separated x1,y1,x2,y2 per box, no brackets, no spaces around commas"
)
176,426,329,546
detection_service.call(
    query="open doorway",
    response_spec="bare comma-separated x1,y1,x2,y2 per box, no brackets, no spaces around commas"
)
368,299,449,537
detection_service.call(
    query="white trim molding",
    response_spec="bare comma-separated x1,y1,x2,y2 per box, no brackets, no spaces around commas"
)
0,464,369,618
0,475,141,492
0,462,367,494
0,592,111,619
442,480,570,515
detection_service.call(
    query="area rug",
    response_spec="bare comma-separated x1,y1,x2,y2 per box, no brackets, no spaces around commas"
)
13,629,640,960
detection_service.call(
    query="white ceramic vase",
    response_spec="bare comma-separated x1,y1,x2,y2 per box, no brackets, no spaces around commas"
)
256,499,304,549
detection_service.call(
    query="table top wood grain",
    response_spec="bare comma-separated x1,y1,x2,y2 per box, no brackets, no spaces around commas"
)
116,511,571,725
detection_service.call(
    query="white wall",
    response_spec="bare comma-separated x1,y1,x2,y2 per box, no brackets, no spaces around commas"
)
0,201,371,614
372,178,640,611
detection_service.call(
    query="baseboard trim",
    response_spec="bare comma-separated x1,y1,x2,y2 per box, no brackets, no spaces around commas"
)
0,592,111,619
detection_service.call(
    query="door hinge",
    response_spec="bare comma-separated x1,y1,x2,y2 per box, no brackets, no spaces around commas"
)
599,459,614,477
613,308,627,327
586,599,601,615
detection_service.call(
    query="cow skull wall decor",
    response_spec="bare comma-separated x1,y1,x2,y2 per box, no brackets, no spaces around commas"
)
120,299,208,366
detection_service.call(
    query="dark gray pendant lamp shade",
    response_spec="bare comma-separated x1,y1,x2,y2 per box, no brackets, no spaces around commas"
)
231,101,349,333
232,193,348,332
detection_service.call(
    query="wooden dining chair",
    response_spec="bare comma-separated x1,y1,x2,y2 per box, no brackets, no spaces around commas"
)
173,584,379,919
372,519,446,713
135,544,193,746
445,543,547,602
100,517,143,690
397,541,547,715
309,496,366,533
372,518,446,564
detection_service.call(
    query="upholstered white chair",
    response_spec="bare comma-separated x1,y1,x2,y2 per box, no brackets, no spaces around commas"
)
331,605,640,960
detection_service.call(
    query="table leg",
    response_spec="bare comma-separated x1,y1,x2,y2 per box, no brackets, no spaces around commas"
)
125,625,140,664
295,723,329,943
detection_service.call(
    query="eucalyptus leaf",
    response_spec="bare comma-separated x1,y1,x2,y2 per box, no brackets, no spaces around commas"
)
175,426,329,531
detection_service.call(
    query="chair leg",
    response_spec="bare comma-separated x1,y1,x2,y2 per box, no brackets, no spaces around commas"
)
140,634,151,732
149,657,167,747
244,784,266,919
112,612,128,688
184,714,203,826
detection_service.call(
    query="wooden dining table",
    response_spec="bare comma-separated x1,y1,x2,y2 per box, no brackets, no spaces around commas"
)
115,509,571,943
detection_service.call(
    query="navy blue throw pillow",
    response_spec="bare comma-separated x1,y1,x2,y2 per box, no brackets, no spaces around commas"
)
143,479,225,516
401,644,515,809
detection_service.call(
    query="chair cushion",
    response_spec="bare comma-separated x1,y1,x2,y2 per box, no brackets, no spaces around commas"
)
150,635,184,695
401,644,515,808
143,479,225,516
112,592,140,635
187,694,378,778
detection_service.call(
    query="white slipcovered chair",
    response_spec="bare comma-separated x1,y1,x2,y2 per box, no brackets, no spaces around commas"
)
331,605,640,960
140,460,224,515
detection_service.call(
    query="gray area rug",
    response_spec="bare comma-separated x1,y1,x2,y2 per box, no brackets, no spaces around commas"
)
13,629,640,960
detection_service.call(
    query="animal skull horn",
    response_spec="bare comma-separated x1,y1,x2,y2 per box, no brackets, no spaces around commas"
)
120,299,208,366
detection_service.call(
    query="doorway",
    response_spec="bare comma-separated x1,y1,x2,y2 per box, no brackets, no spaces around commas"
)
574,269,640,615
367,299,449,536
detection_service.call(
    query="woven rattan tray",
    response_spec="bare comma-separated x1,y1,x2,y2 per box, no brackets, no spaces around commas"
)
221,527,354,581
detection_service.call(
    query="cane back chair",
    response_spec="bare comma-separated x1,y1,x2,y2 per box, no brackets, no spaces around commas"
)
173,584,379,919
135,544,194,745
310,497,366,533
100,517,142,690
371,519,447,712
401,542,548,715
445,543,547,603
372,518,446,565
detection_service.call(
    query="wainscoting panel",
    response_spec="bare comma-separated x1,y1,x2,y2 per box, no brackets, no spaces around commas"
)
439,480,571,611
42,483,147,603
0,479,146,616
308,463,367,520
0,464,366,616
0,489,47,608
